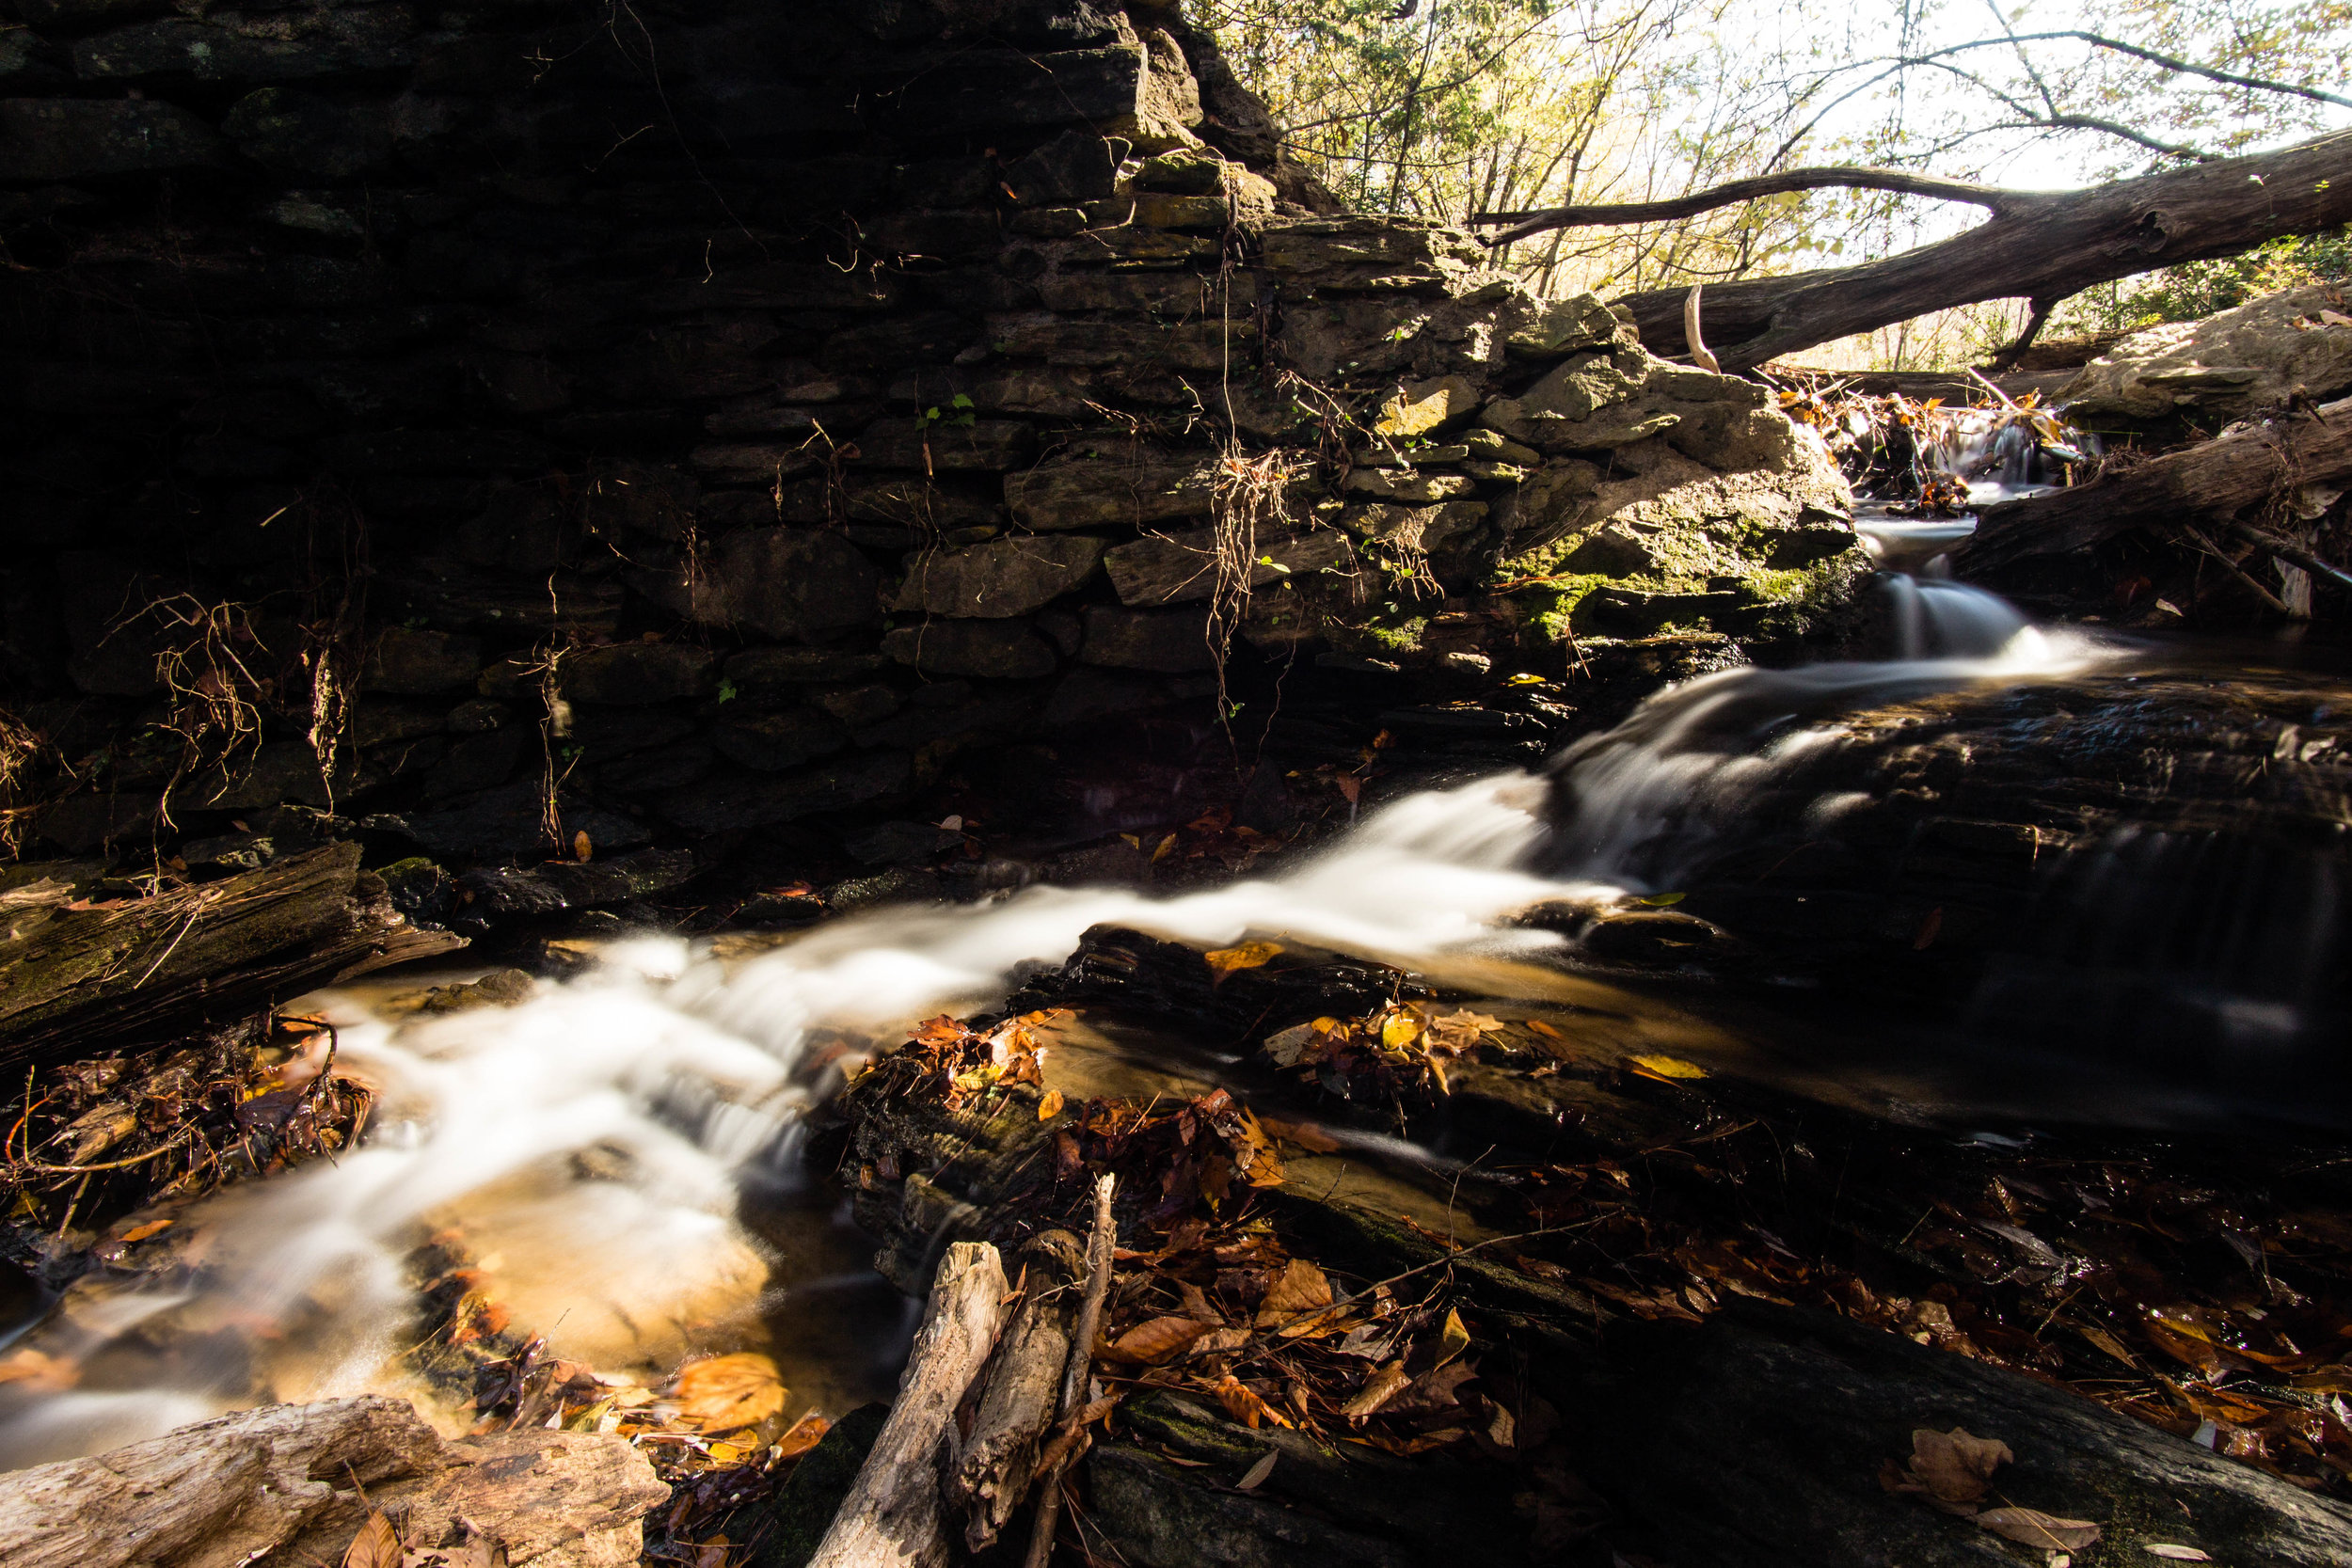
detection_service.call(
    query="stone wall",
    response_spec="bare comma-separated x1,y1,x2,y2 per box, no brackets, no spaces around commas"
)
0,0,1862,914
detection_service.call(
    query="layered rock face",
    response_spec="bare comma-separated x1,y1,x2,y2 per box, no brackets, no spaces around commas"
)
0,0,1860,888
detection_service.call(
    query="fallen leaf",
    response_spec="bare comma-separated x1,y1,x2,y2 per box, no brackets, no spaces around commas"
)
1152,833,1180,863
1637,891,1685,906
1211,1374,1293,1430
1102,1315,1215,1364
572,830,593,863
1379,1012,1423,1049
1895,1427,2012,1514
1187,1326,1254,1356
1628,1053,1708,1082
773,1412,831,1460
1977,1508,2100,1552
1334,774,1361,804
1913,906,1943,949
342,1512,401,1568
1258,1115,1341,1152
673,1353,787,1432
1235,1449,1279,1490
1341,1359,1412,1419
2144,1547,2210,1561
1434,1307,1471,1368
693,1537,730,1568
1037,1089,1065,1121
1255,1258,1333,1325
1384,1358,1478,1418
1205,941,1283,974
119,1219,173,1243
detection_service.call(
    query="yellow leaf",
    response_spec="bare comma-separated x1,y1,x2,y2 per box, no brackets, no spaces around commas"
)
572,829,593,863
1101,1315,1215,1364
1435,1307,1471,1368
774,1412,830,1459
1211,1373,1293,1430
342,1512,401,1568
1205,941,1283,974
1637,891,1685,906
1379,1013,1423,1049
1628,1053,1708,1082
673,1353,787,1433
1037,1088,1065,1120
1152,833,1180,863
119,1219,173,1243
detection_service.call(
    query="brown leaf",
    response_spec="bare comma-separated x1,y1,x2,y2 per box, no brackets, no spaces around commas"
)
572,830,593,863
1976,1508,2100,1552
343,1512,401,1568
2144,1547,2211,1561
1384,1358,1478,1418
1254,1258,1333,1326
774,1412,830,1460
1235,1449,1278,1490
118,1219,173,1243
1258,1115,1341,1152
1340,1359,1411,1420
1102,1315,1215,1364
1896,1427,2012,1514
673,1353,787,1432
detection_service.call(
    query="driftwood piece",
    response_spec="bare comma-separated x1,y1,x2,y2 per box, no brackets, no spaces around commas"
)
951,1228,1087,1552
0,844,460,1069
1958,395,2352,575
1022,1174,1117,1568
0,1394,668,1568
808,1241,1010,1568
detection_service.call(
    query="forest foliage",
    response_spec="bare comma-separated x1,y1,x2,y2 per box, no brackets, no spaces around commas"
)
1194,0,2352,361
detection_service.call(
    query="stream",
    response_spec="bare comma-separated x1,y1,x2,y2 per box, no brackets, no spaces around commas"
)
5,524,2346,1474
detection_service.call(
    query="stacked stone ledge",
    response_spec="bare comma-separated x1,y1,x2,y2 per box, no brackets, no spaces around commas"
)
0,0,1865,907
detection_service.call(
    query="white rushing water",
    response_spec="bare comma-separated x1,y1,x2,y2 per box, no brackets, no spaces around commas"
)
0,558,2112,1469
0,772,1585,1467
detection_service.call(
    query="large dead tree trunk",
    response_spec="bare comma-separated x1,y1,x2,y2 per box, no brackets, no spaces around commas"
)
1597,130,2352,372
1957,395,2352,574
0,845,461,1069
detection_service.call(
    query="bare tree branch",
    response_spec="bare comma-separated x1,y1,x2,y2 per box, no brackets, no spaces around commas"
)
1902,29,2352,113
1470,166,2035,244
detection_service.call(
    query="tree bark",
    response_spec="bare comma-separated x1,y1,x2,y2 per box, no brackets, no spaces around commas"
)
950,1229,1087,1552
1607,129,2352,372
1956,395,2352,574
0,845,462,1070
808,1241,1010,1568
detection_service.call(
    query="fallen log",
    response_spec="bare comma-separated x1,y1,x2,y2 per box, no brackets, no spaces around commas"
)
1955,395,2352,575
0,844,460,1070
0,1394,668,1568
806,1241,1010,1568
1590,129,2352,372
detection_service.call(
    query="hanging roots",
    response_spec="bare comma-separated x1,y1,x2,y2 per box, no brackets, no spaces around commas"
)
1206,449,1306,729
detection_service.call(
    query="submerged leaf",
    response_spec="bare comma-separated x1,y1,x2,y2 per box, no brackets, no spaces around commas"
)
1628,1053,1708,1082
1037,1088,1065,1121
673,1353,787,1433
1205,941,1283,974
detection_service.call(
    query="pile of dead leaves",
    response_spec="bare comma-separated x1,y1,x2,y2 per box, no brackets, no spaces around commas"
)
1882,1426,2106,1559
2,1009,372,1248
853,1010,1067,1116
1122,804,1291,877
1261,1001,1505,1110
1089,1212,1549,1464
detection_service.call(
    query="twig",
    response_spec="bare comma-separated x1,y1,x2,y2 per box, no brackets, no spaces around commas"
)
2234,522,2352,594
1024,1174,1115,1568
1682,284,1721,373
2182,524,2297,616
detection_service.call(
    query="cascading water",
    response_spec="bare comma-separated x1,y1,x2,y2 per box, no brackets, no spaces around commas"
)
0,773,1575,1468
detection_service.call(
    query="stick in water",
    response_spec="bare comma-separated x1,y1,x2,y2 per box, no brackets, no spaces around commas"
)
1023,1174,1116,1568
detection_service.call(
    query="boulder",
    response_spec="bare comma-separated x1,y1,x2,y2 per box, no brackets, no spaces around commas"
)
455,847,696,917
560,642,716,705
640,529,882,641
711,708,849,771
725,646,894,689
891,535,1107,618
1004,451,1220,531
1104,526,1353,607
1079,605,1215,673
361,626,482,694
0,98,225,181
2058,283,2352,421
885,619,1059,678
1371,374,1480,437
0,1395,667,1568
1257,215,1486,296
